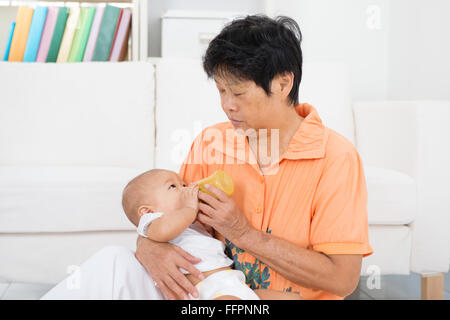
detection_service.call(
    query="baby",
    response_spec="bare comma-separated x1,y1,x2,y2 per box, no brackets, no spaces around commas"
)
122,168,260,300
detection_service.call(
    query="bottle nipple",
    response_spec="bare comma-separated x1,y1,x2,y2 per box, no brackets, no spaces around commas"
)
197,170,234,199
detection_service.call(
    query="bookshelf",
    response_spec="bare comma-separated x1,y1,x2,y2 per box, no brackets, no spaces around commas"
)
0,0,148,61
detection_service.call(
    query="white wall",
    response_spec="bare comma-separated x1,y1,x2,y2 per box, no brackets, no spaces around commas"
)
266,0,450,101
388,0,450,100
266,0,390,101
1,0,447,100
147,0,265,57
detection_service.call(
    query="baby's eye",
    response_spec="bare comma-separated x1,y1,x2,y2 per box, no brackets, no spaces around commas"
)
169,184,176,189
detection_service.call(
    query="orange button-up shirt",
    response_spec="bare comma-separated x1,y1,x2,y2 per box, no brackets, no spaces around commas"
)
179,103,373,300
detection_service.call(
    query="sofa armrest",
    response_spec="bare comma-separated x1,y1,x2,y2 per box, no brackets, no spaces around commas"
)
353,101,450,274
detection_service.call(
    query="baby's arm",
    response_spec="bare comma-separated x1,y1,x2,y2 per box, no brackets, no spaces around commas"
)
146,207,197,242
144,184,199,242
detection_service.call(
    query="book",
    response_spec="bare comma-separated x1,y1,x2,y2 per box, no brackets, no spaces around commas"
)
68,7,96,62
2,22,15,61
36,7,59,62
56,6,80,62
92,4,121,61
75,8,96,61
83,6,104,62
109,9,131,62
46,7,69,62
118,24,131,62
68,7,88,62
23,6,48,62
108,8,123,59
8,6,34,61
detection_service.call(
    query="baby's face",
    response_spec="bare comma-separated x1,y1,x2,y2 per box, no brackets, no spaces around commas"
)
144,170,189,214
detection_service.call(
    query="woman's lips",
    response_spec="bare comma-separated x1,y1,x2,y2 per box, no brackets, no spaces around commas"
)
230,119,243,125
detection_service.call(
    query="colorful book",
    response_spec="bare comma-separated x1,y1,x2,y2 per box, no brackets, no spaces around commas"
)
92,4,121,61
83,6,104,62
2,22,15,61
56,6,80,62
36,7,59,62
23,6,48,62
46,7,69,62
109,9,131,62
8,6,34,61
108,9,123,59
68,7,95,62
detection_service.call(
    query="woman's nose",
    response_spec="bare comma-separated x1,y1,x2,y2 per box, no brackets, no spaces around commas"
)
222,95,237,113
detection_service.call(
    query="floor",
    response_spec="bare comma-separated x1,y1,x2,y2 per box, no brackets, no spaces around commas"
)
346,272,450,300
1,272,449,300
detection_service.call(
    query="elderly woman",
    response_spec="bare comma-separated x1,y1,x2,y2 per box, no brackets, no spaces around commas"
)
135,15,372,301
42,14,372,301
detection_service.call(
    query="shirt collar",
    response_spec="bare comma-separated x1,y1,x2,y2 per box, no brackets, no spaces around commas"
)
282,102,328,160
211,102,328,163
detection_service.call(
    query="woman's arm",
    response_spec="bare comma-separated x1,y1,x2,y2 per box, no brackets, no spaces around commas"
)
235,228,362,297
198,185,362,297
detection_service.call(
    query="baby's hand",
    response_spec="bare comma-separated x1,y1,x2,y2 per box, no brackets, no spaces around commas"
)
181,184,199,213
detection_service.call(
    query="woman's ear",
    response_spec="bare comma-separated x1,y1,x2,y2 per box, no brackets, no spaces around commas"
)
281,72,294,92
138,205,154,217
272,72,294,100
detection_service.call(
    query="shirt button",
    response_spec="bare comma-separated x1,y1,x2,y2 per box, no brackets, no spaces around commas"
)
259,176,265,183
256,206,262,214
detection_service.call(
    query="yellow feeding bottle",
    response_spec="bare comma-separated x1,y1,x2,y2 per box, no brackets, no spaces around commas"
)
197,170,234,199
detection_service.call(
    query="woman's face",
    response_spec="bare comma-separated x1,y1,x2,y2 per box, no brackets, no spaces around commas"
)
214,75,280,135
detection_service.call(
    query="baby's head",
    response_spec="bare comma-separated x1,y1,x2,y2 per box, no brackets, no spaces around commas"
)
122,169,189,226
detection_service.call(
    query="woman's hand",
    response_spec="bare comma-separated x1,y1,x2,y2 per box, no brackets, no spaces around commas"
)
197,184,252,245
135,236,205,300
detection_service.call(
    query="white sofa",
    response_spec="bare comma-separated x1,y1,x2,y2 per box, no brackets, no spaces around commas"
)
0,60,449,297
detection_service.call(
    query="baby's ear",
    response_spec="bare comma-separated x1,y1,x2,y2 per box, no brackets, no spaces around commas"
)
138,205,154,217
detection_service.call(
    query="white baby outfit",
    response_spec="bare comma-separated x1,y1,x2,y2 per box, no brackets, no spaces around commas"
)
41,213,259,300
137,212,259,300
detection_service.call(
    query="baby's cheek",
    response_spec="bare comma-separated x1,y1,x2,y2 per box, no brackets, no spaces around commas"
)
175,194,185,209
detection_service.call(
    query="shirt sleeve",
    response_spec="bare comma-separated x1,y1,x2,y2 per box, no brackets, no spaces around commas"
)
310,149,373,257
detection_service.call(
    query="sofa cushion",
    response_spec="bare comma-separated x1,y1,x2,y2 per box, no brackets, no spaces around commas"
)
0,166,142,233
365,165,416,225
300,62,355,145
153,58,228,172
0,62,155,170
361,225,411,275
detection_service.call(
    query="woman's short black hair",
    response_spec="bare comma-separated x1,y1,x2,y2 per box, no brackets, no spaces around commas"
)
202,14,303,106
